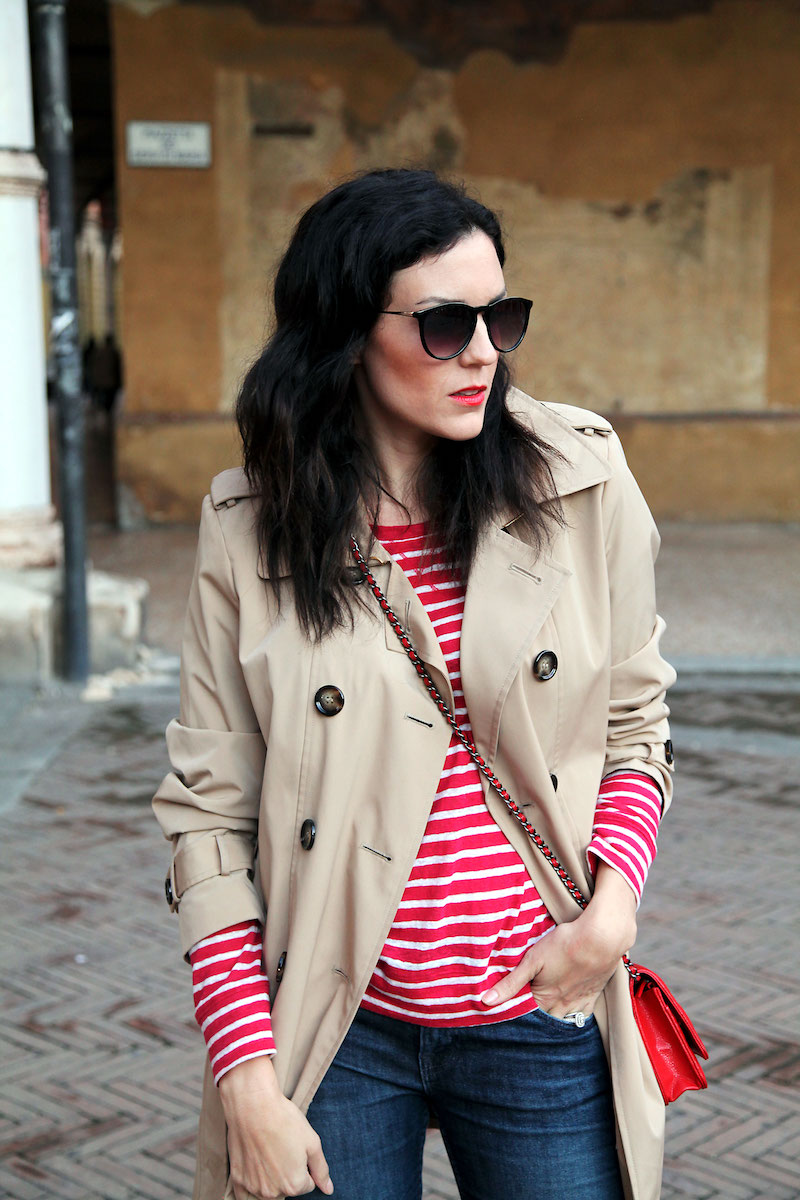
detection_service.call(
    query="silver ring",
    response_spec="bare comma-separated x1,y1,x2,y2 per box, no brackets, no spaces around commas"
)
563,1010,587,1027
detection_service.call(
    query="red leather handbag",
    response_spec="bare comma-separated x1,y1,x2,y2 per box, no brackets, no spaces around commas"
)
625,959,708,1102
351,536,709,1105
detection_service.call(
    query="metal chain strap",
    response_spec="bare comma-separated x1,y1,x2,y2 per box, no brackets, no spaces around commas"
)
349,536,639,979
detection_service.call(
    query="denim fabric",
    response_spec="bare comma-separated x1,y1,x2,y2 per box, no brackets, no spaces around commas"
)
293,1005,623,1200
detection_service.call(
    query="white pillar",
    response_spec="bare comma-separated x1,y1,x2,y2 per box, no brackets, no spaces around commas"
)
0,0,61,567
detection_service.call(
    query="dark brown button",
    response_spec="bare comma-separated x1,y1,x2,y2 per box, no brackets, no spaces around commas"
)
533,650,558,681
314,685,345,715
275,951,287,982
550,773,558,791
164,875,174,907
665,739,674,766
300,818,316,850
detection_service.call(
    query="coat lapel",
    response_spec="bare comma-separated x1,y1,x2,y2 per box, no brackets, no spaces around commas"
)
356,395,613,730
460,526,569,761
369,540,455,709
460,395,614,761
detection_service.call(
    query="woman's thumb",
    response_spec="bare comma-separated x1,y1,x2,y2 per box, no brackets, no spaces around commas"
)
482,964,532,1007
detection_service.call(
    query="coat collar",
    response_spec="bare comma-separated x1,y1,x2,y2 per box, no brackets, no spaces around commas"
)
371,393,612,732
461,393,612,757
505,389,612,503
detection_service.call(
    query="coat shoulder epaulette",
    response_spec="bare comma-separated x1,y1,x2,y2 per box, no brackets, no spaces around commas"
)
540,401,614,437
209,467,257,509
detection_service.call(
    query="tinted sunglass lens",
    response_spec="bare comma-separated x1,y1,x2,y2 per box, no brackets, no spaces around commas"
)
488,298,530,352
422,306,474,359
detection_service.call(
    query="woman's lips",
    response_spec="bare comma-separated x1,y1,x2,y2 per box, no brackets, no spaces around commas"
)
449,387,487,407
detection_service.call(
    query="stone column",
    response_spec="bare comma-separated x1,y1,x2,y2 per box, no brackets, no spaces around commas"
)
0,0,61,568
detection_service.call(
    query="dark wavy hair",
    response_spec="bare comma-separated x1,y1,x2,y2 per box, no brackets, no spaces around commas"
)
237,168,561,639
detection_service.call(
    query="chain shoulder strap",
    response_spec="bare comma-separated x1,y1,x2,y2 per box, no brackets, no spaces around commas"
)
350,535,595,903
349,537,639,978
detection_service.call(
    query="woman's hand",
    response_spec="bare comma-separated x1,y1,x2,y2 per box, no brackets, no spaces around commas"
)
219,1056,333,1199
481,863,637,1017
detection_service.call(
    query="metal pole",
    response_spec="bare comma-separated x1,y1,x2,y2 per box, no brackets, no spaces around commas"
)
31,0,89,682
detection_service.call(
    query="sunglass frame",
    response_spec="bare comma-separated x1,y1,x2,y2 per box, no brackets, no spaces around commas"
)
381,296,533,360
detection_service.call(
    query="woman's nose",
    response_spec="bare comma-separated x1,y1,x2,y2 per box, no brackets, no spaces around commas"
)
460,314,499,365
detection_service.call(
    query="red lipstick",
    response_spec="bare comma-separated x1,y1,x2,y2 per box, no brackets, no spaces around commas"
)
449,386,487,407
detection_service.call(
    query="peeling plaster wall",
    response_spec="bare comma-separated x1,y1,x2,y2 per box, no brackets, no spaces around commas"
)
488,167,772,413
215,63,469,405
112,0,800,519
218,64,771,413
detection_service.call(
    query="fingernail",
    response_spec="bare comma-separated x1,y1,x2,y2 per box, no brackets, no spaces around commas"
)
482,989,498,1005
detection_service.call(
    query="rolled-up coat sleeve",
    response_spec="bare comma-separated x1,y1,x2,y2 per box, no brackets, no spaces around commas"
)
152,494,266,957
602,432,677,810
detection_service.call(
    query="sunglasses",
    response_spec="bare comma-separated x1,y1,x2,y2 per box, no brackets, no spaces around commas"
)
381,296,533,361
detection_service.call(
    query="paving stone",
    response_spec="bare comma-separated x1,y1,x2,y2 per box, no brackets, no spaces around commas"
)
0,663,798,1199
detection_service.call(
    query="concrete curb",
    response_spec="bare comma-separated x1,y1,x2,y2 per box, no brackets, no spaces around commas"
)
670,656,800,686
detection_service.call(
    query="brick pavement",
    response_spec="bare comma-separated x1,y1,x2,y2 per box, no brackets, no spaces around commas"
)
1,676,798,1197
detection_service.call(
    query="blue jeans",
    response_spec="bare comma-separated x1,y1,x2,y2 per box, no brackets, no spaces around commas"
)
293,1005,623,1200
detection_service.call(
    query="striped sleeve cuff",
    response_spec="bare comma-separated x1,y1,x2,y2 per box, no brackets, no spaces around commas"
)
587,771,663,907
189,919,276,1085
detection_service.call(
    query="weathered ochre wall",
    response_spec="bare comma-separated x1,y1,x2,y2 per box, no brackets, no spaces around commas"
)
457,5,800,411
112,10,223,417
112,0,800,520
115,418,241,523
613,416,800,520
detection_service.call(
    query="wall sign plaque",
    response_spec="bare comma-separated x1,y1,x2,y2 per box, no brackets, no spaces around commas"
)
126,122,212,168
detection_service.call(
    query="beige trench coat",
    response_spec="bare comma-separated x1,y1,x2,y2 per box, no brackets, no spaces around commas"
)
153,391,676,1200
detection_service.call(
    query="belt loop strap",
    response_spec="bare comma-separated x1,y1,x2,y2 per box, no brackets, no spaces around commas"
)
216,832,231,876
169,831,256,907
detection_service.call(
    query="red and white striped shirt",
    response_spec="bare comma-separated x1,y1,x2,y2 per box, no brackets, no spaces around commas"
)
190,522,662,1081
190,920,276,1081
363,523,550,1025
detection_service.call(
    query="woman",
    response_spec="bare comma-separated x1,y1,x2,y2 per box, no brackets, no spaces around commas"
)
153,168,675,1200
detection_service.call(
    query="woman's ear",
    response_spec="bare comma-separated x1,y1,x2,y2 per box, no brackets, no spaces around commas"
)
351,328,370,367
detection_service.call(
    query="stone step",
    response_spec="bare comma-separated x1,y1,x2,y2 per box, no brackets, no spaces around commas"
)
0,567,148,683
